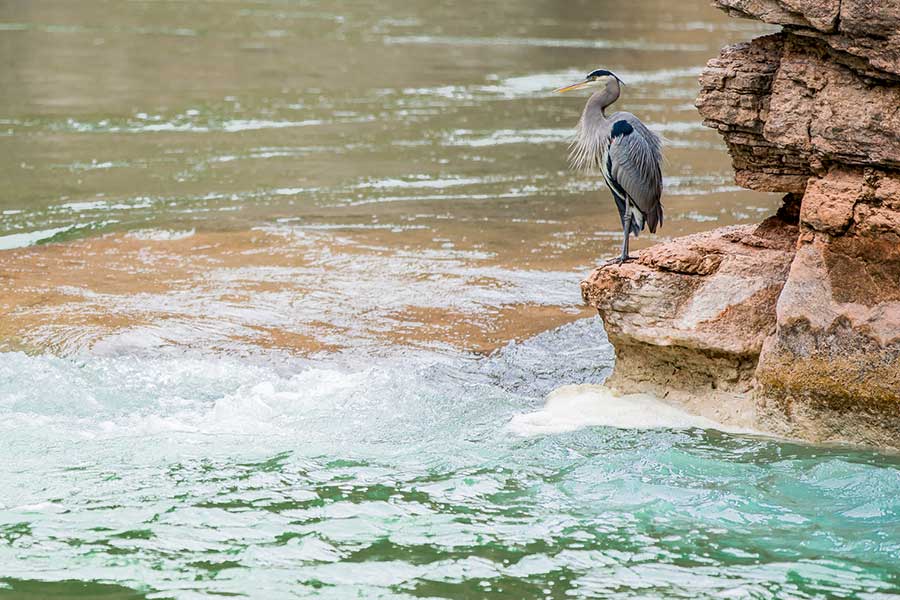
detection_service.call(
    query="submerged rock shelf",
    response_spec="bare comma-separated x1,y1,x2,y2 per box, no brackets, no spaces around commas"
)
583,0,900,448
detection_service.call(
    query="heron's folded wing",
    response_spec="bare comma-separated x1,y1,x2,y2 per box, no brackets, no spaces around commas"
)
607,125,663,229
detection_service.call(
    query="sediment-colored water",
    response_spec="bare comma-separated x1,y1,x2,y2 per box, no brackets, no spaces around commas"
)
0,0,778,356
1,1,898,598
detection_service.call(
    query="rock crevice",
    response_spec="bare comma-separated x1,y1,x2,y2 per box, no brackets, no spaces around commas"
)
582,0,900,447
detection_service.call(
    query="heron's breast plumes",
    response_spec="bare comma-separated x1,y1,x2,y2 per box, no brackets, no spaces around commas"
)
568,118,605,173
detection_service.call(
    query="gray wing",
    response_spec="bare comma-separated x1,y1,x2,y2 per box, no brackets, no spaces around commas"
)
605,115,664,233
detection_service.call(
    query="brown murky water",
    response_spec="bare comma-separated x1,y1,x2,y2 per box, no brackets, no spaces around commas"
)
0,0,775,355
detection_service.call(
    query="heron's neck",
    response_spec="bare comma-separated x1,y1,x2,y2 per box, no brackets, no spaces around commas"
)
586,84,619,119
571,86,619,172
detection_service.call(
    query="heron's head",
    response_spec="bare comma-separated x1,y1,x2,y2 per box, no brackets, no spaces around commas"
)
554,69,624,94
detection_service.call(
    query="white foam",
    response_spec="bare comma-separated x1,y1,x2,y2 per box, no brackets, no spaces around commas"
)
508,384,747,436
126,228,196,241
59,200,109,211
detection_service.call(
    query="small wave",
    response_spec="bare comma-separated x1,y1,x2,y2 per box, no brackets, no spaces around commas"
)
444,128,571,147
353,176,486,190
0,224,92,251
0,226,73,251
27,115,369,135
383,35,708,52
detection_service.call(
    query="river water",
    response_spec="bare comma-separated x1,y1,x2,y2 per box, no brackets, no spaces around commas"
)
1,1,898,598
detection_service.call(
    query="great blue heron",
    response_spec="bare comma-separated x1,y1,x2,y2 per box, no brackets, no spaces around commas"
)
556,69,663,265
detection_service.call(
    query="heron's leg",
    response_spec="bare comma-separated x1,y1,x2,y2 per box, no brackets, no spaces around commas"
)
617,213,633,264
602,213,636,267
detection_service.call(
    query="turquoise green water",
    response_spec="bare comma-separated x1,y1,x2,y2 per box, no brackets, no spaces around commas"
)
1,322,899,598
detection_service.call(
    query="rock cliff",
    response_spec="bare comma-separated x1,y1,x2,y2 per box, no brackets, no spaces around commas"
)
582,0,900,447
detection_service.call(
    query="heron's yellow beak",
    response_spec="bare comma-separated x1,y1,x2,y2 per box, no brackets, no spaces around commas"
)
554,79,592,93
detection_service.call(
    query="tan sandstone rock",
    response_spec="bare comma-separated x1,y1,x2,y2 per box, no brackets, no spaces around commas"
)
697,31,900,194
696,33,811,193
757,168,900,447
714,0,900,77
581,212,798,429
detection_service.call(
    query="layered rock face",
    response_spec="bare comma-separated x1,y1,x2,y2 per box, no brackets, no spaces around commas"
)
583,1,900,447
757,168,900,446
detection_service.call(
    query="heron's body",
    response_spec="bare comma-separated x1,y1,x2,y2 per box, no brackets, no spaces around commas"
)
558,70,663,264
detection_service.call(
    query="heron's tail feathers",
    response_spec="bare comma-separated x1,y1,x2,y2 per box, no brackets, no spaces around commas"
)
645,203,664,234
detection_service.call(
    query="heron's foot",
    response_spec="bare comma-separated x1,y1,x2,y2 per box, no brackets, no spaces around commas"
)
601,254,636,267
